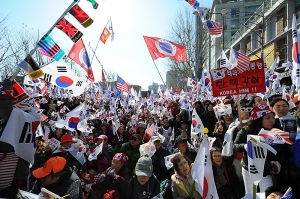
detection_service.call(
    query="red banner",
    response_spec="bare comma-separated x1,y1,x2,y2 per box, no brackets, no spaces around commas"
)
210,58,266,97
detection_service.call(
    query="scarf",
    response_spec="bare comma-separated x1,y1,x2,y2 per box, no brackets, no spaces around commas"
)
213,162,227,189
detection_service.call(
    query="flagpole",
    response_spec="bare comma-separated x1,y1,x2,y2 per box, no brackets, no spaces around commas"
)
152,60,167,89
90,40,100,65
10,0,80,80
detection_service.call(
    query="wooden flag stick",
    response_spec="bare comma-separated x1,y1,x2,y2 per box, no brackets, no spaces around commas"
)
253,184,257,199
235,95,242,122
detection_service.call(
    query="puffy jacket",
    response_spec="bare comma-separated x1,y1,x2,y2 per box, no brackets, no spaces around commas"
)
126,175,160,199
114,142,141,172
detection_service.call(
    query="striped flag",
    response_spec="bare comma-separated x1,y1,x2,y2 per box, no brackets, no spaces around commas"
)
259,128,293,145
116,76,129,93
43,126,50,143
229,49,250,73
38,48,52,58
206,20,223,36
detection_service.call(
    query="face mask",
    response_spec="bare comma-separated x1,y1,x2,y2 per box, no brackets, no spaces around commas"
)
62,143,74,151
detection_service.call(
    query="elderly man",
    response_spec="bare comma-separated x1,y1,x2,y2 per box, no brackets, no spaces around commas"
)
31,156,82,198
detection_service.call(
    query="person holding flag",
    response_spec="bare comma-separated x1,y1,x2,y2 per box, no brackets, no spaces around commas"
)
234,104,287,194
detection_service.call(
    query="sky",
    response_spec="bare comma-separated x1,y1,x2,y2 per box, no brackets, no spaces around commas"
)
0,0,212,90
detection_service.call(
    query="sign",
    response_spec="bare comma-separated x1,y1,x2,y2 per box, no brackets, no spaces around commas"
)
210,58,266,97
220,8,227,15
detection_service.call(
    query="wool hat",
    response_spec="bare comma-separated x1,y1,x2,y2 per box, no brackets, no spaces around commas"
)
113,153,128,164
60,134,75,144
135,156,153,177
250,104,272,120
32,156,67,178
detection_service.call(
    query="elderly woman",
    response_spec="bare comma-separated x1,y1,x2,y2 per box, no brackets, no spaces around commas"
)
211,147,244,199
171,154,202,199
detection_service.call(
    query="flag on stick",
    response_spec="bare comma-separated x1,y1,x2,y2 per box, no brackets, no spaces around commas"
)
69,4,94,28
37,35,65,61
116,76,129,93
55,17,83,43
68,39,95,82
143,36,186,61
206,20,223,36
100,17,116,44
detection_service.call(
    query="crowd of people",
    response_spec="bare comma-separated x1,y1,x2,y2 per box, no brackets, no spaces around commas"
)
0,78,299,199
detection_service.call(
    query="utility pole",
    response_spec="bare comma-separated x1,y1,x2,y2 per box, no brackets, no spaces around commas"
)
221,9,227,50
260,1,265,58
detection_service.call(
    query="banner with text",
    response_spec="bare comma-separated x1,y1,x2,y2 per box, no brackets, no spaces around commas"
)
210,58,265,97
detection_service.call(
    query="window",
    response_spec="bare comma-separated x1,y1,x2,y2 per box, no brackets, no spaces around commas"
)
231,20,239,29
245,6,259,16
231,8,239,18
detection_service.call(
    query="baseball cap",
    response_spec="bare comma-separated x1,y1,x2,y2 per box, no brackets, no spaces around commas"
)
32,156,67,178
96,134,108,140
60,134,75,144
135,156,153,177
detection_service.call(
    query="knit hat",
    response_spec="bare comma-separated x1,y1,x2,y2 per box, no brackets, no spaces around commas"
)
113,153,128,164
60,134,75,144
32,156,67,178
96,134,108,140
250,104,272,120
135,156,153,177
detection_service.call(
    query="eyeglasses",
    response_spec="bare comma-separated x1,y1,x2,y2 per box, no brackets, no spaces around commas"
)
178,161,188,167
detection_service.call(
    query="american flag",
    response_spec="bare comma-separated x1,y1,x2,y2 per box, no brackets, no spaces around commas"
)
116,75,129,93
232,49,250,73
43,126,50,143
206,20,223,36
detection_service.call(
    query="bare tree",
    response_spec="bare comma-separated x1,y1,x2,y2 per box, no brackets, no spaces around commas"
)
167,8,208,90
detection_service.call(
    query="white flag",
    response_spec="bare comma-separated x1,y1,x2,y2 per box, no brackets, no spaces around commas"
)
227,48,238,69
292,14,300,89
187,77,196,87
220,50,229,68
88,142,103,161
191,136,219,199
191,108,204,137
164,153,179,170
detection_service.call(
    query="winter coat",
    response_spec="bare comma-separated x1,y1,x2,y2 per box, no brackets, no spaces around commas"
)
171,168,202,199
126,175,160,199
234,127,288,179
31,167,82,199
114,142,141,172
152,147,171,181
88,144,114,174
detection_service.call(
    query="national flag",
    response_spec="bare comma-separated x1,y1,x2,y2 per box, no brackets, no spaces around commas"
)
291,14,300,89
185,0,200,9
55,17,83,43
37,35,65,61
99,17,116,44
247,135,268,185
169,128,175,141
258,128,293,145
265,56,279,80
201,68,211,90
191,136,219,199
116,76,129,93
102,68,107,83
143,36,187,61
281,192,292,199
88,142,103,161
228,48,250,73
205,20,223,36
220,50,228,68
197,7,209,20
18,54,40,74
191,108,204,137
164,153,179,170
38,48,52,58
187,77,196,87
68,39,95,82
69,4,94,28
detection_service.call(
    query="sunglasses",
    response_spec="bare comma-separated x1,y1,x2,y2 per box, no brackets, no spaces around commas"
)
240,107,253,112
